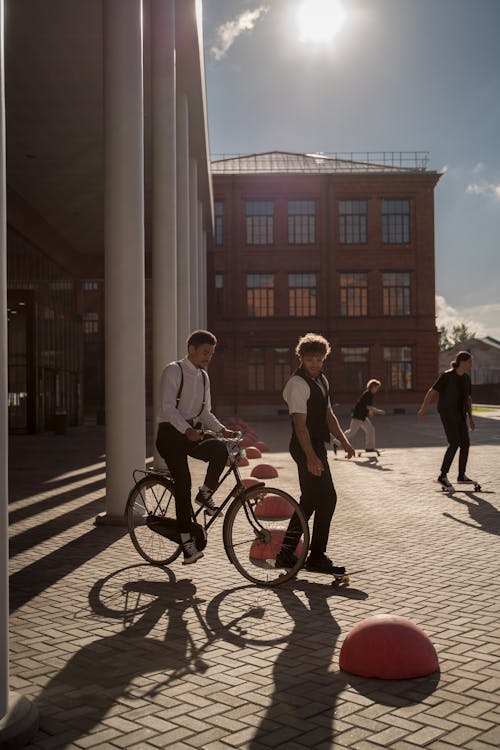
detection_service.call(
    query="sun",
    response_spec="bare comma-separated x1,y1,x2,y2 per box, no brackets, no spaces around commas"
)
296,0,347,43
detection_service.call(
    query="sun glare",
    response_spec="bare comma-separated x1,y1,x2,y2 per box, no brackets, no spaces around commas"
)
296,0,346,43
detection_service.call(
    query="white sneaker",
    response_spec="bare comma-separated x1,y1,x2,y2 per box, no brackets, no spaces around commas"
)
195,489,221,517
182,539,204,565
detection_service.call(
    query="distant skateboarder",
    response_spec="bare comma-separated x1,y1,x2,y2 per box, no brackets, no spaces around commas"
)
335,379,385,454
418,351,475,490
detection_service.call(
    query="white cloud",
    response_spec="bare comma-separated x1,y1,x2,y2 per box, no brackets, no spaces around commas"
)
472,161,486,174
210,6,270,61
466,181,500,199
435,295,487,338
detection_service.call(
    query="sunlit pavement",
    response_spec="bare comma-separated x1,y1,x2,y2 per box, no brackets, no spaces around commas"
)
7,410,500,749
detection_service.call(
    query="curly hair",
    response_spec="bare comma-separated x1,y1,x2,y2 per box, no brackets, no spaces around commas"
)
295,332,331,358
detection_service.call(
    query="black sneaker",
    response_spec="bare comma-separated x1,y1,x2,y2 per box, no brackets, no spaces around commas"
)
438,474,453,489
275,548,298,569
304,555,346,575
182,539,204,565
195,490,220,517
457,474,474,483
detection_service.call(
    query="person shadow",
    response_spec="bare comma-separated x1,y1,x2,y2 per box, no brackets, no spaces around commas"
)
443,491,500,536
249,580,367,748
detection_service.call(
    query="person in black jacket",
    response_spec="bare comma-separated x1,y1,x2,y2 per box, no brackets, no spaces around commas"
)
418,351,475,489
276,333,355,574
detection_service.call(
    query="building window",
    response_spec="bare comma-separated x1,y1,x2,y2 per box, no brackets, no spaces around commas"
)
288,200,316,244
384,346,413,390
382,272,411,315
245,201,274,245
382,199,410,243
341,347,369,391
215,274,224,317
339,200,367,243
340,273,368,316
83,312,99,335
83,280,99,291
246,274,274,317
248,348,265,391
288,273,317,316
215,201,223,246
273,348,291,390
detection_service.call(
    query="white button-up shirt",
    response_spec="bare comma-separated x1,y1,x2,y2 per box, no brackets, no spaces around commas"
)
158,357,224,435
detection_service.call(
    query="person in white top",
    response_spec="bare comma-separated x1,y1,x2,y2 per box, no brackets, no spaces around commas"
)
156,330,236,564
276,333,355,574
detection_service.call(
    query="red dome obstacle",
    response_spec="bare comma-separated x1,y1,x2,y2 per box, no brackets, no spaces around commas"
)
339,615,439,679
250,530,304,561
245,446,262,459
255,441,268,452
254,494,294,519
251,464,278,479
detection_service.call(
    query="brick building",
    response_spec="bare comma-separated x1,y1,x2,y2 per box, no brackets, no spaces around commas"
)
208,151,442,416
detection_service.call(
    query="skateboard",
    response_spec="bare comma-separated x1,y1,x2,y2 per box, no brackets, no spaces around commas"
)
437,480,482,493
357,449,381,457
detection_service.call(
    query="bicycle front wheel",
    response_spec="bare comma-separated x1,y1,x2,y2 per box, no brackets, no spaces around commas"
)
126,475,182,565
223,487,309,586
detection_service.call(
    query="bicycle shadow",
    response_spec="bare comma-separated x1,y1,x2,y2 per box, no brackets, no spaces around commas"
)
29,567,197,743
28,565,268,745
443,491,500,536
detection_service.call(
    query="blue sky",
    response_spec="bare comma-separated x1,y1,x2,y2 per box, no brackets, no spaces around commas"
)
202,0,500,339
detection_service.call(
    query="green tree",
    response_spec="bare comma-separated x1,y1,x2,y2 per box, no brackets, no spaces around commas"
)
438,325,452,350
451,323,476,345
438,322,476,350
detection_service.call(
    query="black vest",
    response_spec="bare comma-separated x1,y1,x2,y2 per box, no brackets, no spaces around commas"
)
291,366,330,446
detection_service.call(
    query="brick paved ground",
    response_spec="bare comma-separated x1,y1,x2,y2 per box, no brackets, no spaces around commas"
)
7,408,500,750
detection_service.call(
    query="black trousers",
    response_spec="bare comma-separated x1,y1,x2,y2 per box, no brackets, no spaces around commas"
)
282,439,337,558
156,422,228,533
439,413,470,477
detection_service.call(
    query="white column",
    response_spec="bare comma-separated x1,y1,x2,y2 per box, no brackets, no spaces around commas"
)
151,0,176,463
0,0,8,715
189,157,199,328
198,202,207,329
98,0,145,523
201,229,208,328
0,1,38,739
176,91,190,352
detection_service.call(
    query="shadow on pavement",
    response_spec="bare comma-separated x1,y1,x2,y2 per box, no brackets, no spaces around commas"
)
443,491,500,536
343,670,441,707
9,526,126,613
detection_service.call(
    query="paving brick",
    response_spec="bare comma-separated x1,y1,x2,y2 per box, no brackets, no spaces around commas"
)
8,415,500,750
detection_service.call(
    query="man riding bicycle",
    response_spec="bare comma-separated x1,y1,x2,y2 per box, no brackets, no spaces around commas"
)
156,330,236,564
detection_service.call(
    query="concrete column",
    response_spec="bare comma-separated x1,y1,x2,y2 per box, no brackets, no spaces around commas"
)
98,0,145,523
0,1,38,741
189,157,199,328
198,202,206,329
0,1,7,714
176,91,190,352
151,0,176,462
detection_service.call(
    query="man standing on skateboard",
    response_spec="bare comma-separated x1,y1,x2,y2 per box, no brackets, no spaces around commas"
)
276,333,355,573
418,351,475,489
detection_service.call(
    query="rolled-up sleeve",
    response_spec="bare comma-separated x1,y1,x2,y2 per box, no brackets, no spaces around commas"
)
198,373,225,432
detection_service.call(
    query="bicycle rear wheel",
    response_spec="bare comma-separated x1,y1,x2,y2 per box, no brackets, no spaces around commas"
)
223,487,309,586
126,475,182,565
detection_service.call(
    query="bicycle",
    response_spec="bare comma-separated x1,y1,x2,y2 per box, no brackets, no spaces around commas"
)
126,431,310,586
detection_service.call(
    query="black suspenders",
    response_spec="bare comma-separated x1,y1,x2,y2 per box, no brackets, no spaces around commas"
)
175,361,207,419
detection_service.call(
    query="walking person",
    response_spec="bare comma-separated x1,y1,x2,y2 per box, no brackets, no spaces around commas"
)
276,333,355,574
418,351,475,489
156,330,237,564
341,379,385,453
